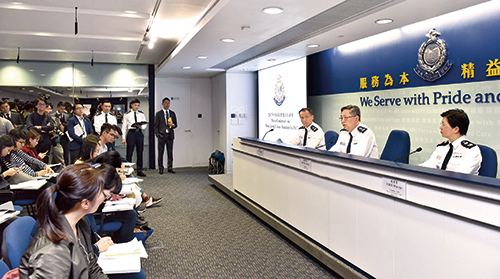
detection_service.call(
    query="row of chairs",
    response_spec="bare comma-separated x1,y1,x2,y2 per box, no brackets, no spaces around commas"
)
323,130,497,178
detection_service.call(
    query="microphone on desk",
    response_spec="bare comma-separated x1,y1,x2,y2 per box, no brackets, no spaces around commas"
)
262,128,274,140
315,140,335,149
393,147,422,162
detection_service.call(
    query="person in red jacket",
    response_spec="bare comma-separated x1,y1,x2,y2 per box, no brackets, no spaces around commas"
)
21,129,47,161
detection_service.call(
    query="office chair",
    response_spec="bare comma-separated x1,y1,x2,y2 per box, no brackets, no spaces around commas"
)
477,144,497,178
380,130,411,163
0,259,10,278
2,215,36,269
324,130,339,150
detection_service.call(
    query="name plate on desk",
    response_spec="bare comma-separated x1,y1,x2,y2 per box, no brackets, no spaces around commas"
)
256,148,264,157
299,158,312,171
382,177,406,199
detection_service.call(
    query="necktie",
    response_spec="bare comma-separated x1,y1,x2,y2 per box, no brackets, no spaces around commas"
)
441,143,453,170
303,128,308,146
346,132,353,154
105,113,108,123
134,111,138,129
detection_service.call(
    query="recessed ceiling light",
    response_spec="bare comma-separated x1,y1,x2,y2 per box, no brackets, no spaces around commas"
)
307,44,320,48
375,18,393,25
125,11,137,14
262,7,283,15
221,38,235,43
11,2,23,4
197,55,208,59
148,42,154,49
182,66,191,69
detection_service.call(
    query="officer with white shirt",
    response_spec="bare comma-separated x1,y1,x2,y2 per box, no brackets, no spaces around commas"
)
122,99,147,177
287,108,326,150
420,109,482,175
330,105,378,158
94,100,118,135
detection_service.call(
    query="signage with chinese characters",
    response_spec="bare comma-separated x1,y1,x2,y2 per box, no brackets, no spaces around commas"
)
382,177,407,199
299,158,311,171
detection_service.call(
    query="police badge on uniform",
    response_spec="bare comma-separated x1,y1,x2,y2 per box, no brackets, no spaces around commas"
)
273,75,285,106
414,29,452,82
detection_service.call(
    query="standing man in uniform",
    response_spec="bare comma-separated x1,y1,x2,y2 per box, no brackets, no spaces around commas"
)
420,109,482,175
287,108,326,150
122,99,147,177
330,105,378,158
154,97,178,174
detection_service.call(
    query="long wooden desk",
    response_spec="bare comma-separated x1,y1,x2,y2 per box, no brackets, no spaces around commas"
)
232,137,500,279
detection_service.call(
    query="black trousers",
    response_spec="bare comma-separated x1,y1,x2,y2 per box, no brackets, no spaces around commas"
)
157,134,174,169
35,134,51,163
59,135,70,166
126,130,144,172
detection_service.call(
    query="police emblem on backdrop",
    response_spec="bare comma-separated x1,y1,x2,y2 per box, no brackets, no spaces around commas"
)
414,29,452,82
273,75,285,106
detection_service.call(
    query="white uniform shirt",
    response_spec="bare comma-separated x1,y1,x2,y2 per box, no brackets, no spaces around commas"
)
121,110,147,138
94,112,117,135
330,123,378,158
287,122,326,150
420,136,482,175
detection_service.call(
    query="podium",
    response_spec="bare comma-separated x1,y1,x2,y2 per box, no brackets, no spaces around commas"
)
232,137,500,279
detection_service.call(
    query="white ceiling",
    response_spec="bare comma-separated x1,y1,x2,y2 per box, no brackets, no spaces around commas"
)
0,0,491,87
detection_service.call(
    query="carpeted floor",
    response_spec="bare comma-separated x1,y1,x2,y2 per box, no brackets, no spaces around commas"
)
137,167,340,278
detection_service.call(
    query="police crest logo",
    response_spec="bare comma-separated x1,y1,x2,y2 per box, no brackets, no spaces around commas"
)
273,75,286,106
414,28,452,82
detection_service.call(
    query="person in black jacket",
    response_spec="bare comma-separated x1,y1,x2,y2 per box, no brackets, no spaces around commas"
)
19,163,109,278
154,97,178,174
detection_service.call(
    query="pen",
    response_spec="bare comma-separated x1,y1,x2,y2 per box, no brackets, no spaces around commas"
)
94,231,101,240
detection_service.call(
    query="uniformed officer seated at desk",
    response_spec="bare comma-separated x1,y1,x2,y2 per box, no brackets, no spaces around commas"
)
420,108,482,175
330,105,378,158
286,108,326,150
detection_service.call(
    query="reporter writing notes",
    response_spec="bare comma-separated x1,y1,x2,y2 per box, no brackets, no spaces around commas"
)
19,164,109,278
286,108,325,150
420,109,482,175
330,105,378,158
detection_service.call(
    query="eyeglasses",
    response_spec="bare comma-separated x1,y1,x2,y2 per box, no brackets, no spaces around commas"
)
17,140,26,145
102,190,111,202
37,103,46,106
339,116,355,121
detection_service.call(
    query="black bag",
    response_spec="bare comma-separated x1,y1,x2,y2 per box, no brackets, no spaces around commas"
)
208,150,225,174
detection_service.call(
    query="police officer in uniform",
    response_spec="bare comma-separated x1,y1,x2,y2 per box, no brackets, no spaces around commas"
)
287,108,325,150
330,105,378,158
122,99,147,177
420,109,481,175
94,100,118,135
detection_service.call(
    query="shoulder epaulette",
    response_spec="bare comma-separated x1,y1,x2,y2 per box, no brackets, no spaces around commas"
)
340,128,348,132
299,126,305,129
461,140,476,149
357,126,367,133
96,112,102,116
138,110,144,114
126,111,133,114
437,140,449,147
311,125,318,132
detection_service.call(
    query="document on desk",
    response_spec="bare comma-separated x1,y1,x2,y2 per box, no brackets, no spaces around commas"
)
0,202,19,224
122,177,143,184
102,197,135,212
98,238,148,274
10,180,47,190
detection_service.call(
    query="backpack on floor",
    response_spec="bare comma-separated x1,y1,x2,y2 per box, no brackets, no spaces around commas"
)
208,150,225,174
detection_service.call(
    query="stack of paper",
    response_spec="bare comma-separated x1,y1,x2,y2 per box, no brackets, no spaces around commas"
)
0,202,20,224
10,180,47,190
122,177,143,185
97,238,148,274
102,197,135,212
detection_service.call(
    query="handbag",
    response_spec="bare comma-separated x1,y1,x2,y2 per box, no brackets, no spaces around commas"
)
133,225,154,245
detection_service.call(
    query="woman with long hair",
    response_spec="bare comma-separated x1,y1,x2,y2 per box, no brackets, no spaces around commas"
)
22,129,47,161
76,134,100,163
0,135,21,183
19,163,109,278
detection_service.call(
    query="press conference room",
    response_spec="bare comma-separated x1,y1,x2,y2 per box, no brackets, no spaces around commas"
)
1,0,500,278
